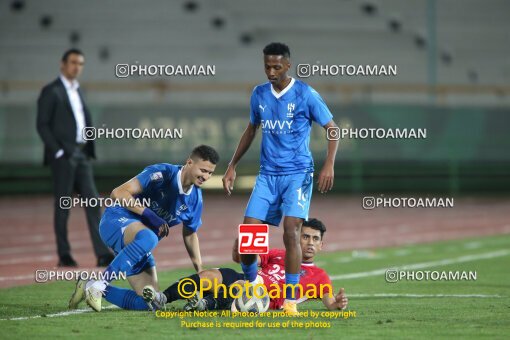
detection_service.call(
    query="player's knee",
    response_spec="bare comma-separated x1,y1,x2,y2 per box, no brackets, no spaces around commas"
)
283,236,298,248
134,228,158,252
240,253,256,265
283,219,302,231
283,227,299,245
199,269,220,282
199,269,212,280
232,238,240,263
283,220,300,234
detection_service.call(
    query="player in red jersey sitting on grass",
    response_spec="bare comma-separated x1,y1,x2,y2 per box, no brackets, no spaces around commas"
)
143,218,348,311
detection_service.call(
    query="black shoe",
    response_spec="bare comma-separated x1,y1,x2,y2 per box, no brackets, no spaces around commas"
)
58,254,78,267
97,254,115,267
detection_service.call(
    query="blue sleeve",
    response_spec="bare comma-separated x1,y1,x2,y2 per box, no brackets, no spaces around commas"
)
249,88,260,125
136,164,170,192
183,199,203,232
307,87,333,126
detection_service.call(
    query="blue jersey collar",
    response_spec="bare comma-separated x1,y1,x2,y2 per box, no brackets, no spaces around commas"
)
271,77,295,99
177,167,193,195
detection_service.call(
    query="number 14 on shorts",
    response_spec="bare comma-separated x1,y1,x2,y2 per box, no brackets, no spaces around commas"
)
239,224,269,254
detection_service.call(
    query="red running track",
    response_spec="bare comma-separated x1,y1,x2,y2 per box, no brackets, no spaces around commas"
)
0,194,509,288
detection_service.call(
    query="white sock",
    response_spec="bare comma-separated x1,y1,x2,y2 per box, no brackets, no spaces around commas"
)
156,292,167,304
85,280,95,290
86,280,108,291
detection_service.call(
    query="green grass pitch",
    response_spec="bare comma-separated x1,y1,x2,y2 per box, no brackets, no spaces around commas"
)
1,234,509,339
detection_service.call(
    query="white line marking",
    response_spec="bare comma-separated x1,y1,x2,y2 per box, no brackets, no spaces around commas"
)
0,267,121,282
0,238,233,256
394,249,411,257
1,305,118,321
0,255,55,266
2,293,503,321
3,249,509,321
330,249,510,280
463,241,481,249
335,257,354,263
0,274,34,282
348,293,504,298
0,241,92,255
0,256,232,283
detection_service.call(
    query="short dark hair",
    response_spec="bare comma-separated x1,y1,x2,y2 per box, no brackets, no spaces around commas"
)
62,48,84,62
263,42,290,59
190,145,220,164
303,218,326,239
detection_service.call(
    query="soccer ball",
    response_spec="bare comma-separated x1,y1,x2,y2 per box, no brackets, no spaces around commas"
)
231,284,270,313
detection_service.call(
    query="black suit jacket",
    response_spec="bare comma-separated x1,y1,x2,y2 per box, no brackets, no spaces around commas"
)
36,77,96,165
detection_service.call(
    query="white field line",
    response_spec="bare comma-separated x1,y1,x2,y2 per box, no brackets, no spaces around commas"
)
1,293,503,322
0,274,34,282
348,293,504,298
1,305,118,321
2,249,508,321
0,256,230,282
0,267,119,282
330,249,510,280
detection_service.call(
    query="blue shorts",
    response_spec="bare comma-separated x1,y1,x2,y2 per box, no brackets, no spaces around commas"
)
99,207,156,276
244,172,313,226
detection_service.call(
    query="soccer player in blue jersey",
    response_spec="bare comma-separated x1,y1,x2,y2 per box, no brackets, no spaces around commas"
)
222,42,339,315
68,145,219,312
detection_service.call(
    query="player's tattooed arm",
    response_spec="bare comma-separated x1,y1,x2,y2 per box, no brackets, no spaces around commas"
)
222,122,260,195
322,287,348,310
110,177,146,215
317,120,339,193
183,226,203,272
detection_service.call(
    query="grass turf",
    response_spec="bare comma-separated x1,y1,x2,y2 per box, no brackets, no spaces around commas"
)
1,233,509,339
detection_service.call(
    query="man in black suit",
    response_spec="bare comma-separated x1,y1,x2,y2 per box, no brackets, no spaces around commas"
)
36,49,113,267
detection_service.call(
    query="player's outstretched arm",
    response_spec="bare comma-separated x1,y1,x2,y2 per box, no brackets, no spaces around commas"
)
183,226,203,272
322,287,348,310
222,122,259,195
317,120,339,193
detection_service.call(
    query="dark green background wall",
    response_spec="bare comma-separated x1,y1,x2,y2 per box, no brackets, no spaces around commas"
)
1,104,508,194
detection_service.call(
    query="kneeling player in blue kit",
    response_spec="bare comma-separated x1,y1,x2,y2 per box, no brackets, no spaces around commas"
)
68,145,219,311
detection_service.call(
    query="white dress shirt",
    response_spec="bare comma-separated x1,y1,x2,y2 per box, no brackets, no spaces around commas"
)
60,75,86,144
55,75,87,158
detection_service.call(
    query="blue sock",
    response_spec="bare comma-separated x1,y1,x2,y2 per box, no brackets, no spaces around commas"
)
241,260,258,282
104,229,158,282
104,286,148,311
285,273,300,300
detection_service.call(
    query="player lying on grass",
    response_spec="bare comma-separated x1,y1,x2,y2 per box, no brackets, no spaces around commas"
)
68,145,219,312
143,218,348,311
